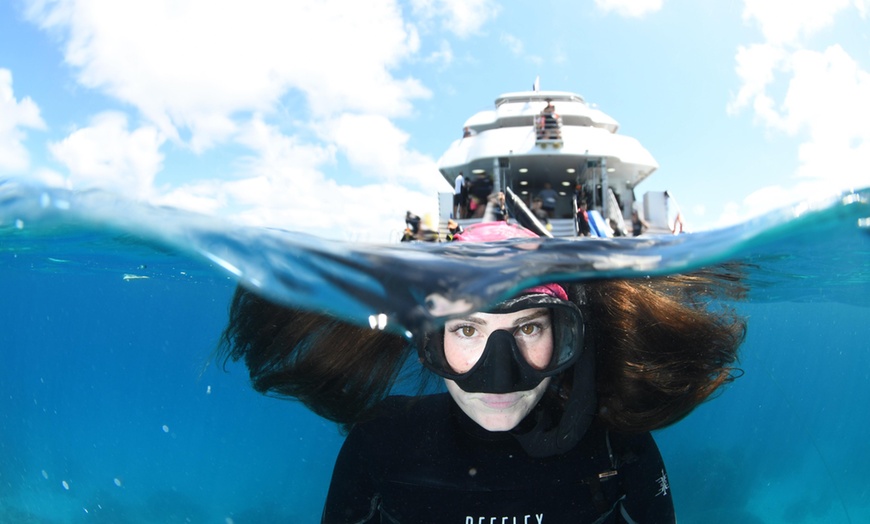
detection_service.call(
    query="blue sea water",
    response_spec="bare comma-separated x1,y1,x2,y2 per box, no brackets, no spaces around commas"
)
1,180,869,523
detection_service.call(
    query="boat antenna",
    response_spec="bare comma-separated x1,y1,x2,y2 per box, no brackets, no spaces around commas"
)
532,76,540,92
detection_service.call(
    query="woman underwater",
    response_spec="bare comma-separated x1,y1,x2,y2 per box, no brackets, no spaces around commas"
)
218,222,747,523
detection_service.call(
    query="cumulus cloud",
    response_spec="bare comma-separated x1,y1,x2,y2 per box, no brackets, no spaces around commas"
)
48,112,165,198
732,1,870,139
410,0,500,38
16,0,464,239
24,0,430,151
153,117,442,241
0,68,46,173
729,43,788,125
778,46,870,142
497,33,542,65
741,0,855,45
423,39,455,69
594,0,663,18
224,177,437,242
724,0,870,226
324,113,446,194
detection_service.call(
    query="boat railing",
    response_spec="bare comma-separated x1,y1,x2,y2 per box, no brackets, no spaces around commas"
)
535,111,563,142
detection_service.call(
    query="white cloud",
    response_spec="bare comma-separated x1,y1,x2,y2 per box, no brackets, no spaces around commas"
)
324,113,447,194
424,40,455,69
48,112,165,198
410,0,500,38
153,117,441,241
500,33,524,55
158,164,439,243
729,43,788,125
712,178,859,230
741,0,856,45
779,46,870,141
233,118,442,237
225,178,437,242
0,68,46,173
155,179,226,216
724,1,870,227
499,34,542,65
595,0,663,18
16,0,466,237
24,0,430,151
235,116,336,186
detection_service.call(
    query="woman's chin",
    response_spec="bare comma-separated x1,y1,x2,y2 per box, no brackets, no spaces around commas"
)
476,415,524,432
471,402,529,431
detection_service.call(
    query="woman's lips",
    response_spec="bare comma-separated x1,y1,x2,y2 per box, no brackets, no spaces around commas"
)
478,393,522,409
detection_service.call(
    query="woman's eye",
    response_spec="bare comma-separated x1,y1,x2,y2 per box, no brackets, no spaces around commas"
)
518,324,538,335
460,326,477,337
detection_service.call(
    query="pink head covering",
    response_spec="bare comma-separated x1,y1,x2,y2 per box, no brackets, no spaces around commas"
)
453,222,569,301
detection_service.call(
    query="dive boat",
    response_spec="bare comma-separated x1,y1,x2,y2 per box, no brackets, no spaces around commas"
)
436,88,680,238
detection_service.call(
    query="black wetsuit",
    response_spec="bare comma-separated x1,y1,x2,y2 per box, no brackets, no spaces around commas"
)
323,394,675,523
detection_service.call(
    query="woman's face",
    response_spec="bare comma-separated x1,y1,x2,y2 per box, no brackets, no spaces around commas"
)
442,308,554,431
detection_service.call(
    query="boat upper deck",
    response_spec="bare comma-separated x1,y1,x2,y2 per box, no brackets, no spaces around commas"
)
464,90,619,135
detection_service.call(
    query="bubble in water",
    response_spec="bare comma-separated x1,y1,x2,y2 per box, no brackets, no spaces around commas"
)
62,480,70,490
41,470,48,479
114,478,122,487
162,424,169,433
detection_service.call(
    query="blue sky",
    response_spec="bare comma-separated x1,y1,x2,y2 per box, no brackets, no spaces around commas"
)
1,0,868,241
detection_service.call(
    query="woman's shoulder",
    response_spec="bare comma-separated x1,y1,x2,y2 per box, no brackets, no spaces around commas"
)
600,428,664,470
351,394,453,436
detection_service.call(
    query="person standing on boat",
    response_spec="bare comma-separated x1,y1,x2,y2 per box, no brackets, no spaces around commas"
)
576,200,592,237
402,211,439,242
492,191,508,222
454,172,466,219
547,104,560,139
469,173,494,218
404,211,422,237
537,182,558,218
218,222,746,524
446,219,463,241
531,197,551,231
632,209,650,237
538,101,561,140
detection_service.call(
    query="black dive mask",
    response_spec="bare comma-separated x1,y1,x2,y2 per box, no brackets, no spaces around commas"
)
419,294,584,394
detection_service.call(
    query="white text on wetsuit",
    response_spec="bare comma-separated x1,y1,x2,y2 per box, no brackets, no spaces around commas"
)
465,515,543,524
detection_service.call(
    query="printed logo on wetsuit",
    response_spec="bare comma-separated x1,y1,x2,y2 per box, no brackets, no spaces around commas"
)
656,469,670,497
465,514,544,524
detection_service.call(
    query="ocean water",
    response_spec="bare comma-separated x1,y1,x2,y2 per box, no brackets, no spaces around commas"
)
1,180,868,523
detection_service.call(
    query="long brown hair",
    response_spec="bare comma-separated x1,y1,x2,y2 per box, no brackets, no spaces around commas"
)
585,268,746,431
218,289,408,424
217,267,746,433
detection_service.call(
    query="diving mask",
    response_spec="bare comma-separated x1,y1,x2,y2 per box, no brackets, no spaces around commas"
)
419,294,585,393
